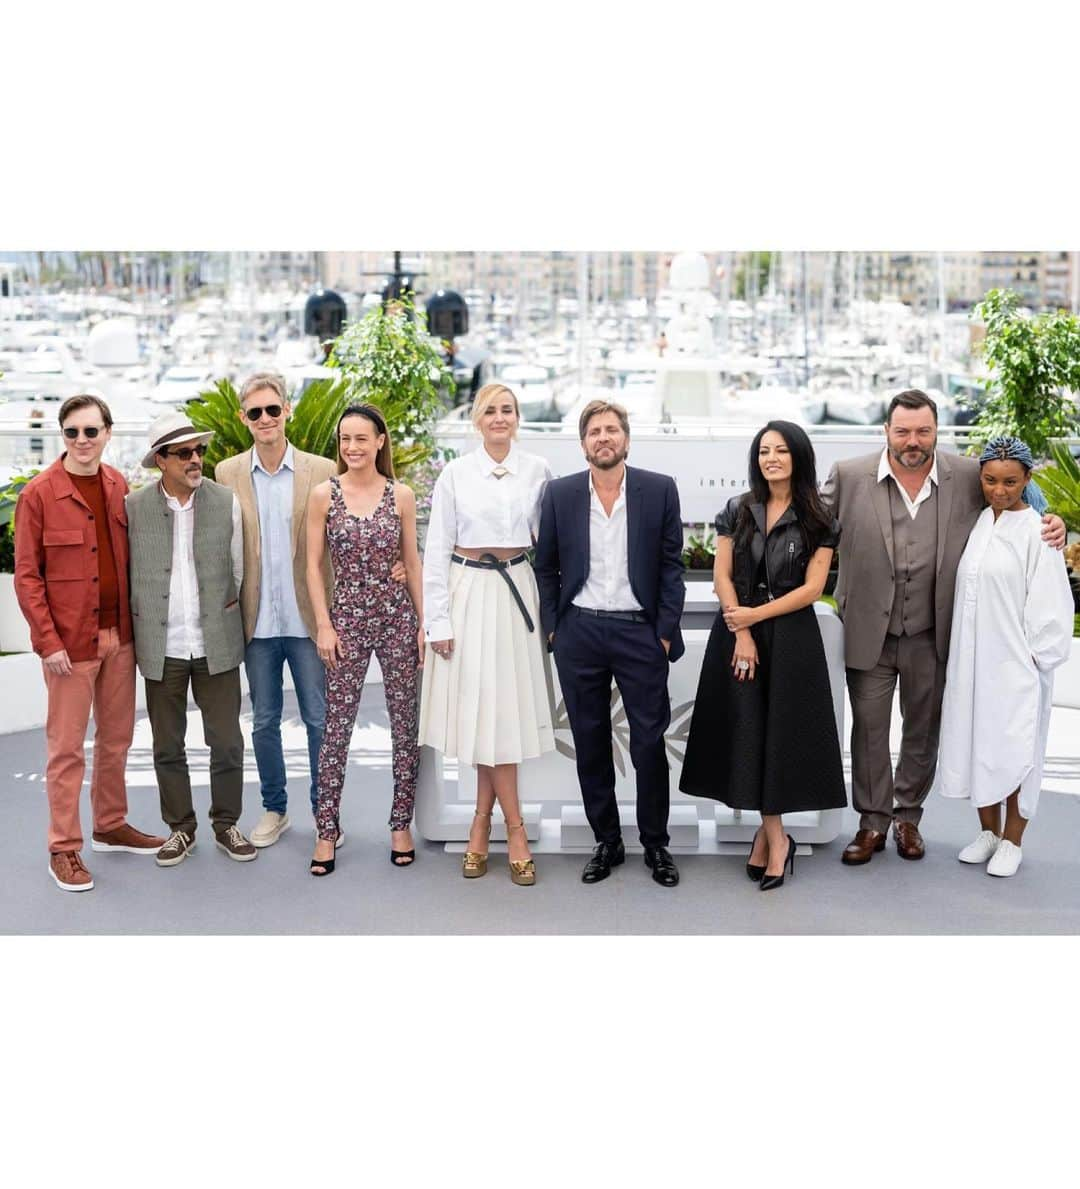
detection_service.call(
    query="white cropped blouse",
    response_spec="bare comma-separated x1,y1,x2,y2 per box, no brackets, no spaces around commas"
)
422,443,553,641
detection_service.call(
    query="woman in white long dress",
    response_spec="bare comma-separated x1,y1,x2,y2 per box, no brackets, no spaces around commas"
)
936,435,1074,877
419,383,555,884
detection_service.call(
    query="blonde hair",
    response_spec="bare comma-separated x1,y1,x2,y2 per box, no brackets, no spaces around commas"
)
470,382,520,433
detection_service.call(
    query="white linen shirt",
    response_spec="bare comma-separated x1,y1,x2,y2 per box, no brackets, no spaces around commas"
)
877,448,938,519
422,443,552,641
163,482,244,660
572,471,643,612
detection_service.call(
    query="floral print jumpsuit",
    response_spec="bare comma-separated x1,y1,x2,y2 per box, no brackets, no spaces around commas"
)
315,477,420,840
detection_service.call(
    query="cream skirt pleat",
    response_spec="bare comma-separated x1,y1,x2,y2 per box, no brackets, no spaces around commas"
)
419,560,555,767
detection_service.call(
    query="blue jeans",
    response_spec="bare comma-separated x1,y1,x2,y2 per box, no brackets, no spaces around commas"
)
245,636,326,816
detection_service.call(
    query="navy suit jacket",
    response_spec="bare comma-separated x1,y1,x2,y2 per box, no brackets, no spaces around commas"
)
534,465,686,662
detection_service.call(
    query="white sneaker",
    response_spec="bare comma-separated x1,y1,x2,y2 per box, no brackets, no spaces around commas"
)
986,839,1023,877
251,811,290,848
958,830,1001,864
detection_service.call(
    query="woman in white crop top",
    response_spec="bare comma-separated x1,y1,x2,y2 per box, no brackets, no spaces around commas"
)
419,382,555,884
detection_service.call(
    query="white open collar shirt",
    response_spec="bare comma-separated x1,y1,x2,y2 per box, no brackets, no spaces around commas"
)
572,470,643,612
162,481,244,660
877,447,939,519
422,442,552,641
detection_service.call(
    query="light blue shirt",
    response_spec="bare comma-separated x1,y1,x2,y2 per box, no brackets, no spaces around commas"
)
251,444,308,639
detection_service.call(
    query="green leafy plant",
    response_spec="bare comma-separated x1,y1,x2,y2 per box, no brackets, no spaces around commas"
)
681,526,716,570
327,295,454,475
0,470,42,571
0,470,41,530
1036,442,1080,535
971,288,1080,458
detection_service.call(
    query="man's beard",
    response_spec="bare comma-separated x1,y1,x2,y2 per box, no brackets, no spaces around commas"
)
889,443,933,470
585,443,628,470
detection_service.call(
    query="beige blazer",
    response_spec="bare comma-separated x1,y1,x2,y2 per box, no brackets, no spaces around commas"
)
215,446,338,643
821,450,984,671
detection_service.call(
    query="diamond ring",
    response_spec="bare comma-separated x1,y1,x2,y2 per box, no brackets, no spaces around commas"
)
737,660,750,672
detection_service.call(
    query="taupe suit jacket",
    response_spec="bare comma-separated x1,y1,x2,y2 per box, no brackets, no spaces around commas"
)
215,446,337,643
821,450,984,671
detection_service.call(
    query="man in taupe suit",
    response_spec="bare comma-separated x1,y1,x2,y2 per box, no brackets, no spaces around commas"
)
823,390,1065,865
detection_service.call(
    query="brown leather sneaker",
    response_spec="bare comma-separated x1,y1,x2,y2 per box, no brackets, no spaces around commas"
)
841,829,886,865
215,825,257,862
49,851,95,892
92,822,167,855
893,820,925,860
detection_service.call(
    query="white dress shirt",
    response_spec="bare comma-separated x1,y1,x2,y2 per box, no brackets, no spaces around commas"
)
877,448,938,519
422,442,552,641
163,482,244,660
572,471,643,612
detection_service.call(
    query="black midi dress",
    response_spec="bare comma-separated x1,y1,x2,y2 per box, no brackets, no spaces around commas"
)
679,496,847,815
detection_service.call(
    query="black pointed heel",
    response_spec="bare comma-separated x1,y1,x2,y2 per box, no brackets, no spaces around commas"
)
759,834,795,892
746,827,766,881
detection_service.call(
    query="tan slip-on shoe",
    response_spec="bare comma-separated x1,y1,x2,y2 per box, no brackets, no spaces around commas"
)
251,812,290,848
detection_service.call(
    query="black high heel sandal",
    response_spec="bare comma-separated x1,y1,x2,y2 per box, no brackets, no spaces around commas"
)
390,829,415,867
746,827,767,881
310,832,340,877
759,834,795,892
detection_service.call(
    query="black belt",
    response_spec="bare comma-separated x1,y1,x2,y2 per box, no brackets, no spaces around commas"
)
451,552,534,632
573,606,649,623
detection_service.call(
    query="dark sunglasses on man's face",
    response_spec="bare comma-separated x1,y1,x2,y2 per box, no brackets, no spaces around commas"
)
166,443,209,461
62,425,104,439
244,404,283,421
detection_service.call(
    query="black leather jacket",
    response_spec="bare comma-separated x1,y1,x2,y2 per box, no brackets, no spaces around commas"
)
715,495,841,606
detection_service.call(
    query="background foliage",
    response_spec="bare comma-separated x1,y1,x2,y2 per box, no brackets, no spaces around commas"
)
186,296,454,480
972,288,1080,458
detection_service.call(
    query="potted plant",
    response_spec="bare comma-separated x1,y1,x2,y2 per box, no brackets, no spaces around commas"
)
681,525,716,581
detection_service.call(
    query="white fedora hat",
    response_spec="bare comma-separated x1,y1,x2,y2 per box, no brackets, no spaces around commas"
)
142,411,214,470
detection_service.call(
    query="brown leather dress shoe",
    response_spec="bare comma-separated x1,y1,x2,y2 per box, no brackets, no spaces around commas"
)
841,829,886,865
893,820,925,860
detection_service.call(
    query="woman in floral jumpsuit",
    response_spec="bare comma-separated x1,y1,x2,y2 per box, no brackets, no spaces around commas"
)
305,404,424,875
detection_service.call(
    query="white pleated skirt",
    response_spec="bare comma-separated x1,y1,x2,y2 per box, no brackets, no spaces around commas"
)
419,558,556,767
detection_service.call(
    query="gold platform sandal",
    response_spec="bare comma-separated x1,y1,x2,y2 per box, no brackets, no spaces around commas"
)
506,820,536,886
462,810,492,879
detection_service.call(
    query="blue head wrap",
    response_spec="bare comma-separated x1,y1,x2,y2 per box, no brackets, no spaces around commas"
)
977,435,1048,513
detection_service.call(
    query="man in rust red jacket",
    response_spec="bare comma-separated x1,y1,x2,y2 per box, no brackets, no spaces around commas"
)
15,394,165,892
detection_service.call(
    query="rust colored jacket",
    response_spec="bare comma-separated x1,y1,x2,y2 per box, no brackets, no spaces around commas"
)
14,456,133,661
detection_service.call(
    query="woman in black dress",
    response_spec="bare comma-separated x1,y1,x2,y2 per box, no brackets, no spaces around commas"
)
679,420,846,890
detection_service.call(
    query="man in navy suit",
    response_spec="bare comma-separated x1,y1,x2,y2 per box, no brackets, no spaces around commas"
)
534,400,685,886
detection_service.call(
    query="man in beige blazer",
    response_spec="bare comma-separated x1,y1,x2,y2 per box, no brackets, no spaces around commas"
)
215,372,340,848
822,390,1065,865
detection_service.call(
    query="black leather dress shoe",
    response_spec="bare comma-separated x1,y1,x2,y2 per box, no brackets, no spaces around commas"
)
582,840,625,884
643,845,679,887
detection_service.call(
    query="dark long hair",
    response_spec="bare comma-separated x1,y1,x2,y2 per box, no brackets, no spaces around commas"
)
336,403,395,479
733,420,833,552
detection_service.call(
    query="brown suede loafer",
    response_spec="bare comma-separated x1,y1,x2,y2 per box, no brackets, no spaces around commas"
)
893,820,925,860
841,829,886,865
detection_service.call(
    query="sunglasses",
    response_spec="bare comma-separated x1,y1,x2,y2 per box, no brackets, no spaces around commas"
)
165,443,209,461
244,404,283,421
62,426,104,440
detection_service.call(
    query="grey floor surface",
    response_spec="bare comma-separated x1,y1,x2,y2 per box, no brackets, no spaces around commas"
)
2,688,1079,935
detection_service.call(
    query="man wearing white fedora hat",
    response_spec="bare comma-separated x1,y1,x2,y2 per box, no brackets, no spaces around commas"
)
127,411,256,867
